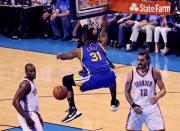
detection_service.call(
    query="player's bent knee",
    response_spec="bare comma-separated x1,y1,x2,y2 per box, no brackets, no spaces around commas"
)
62,74,75,91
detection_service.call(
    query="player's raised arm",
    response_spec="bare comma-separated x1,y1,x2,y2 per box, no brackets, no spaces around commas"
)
56,48,81,60
99,15,108,48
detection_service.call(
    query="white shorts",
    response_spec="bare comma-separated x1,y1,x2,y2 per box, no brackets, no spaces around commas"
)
126,104,165,131
17,112,43,131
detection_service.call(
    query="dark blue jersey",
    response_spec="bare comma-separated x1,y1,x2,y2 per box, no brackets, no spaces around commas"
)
81,42,110,74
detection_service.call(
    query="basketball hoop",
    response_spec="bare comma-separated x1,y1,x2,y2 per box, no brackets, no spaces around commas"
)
87,16,102,29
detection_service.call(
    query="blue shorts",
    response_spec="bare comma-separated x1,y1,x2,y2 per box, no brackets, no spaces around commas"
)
73,70,116,92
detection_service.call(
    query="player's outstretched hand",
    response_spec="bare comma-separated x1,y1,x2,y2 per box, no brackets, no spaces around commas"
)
149,95,160,105
25,116,35,130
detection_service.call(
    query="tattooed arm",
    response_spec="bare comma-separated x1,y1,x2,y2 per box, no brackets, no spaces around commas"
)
125,71,142,114
125,71,134,105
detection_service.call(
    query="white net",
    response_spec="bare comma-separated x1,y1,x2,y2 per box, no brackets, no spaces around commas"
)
87,16,102,29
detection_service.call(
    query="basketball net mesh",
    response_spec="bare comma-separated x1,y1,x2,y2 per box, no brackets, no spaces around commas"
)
87,16,102,29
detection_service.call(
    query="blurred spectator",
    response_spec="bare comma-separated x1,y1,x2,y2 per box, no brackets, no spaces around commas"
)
31,0,53,5
40,0,56,38
166,22,180,56
50,0,72,40
71,20,84,42
154,15,174,54
128,15,161,52
106,13,120,47
31,0,43,5
41,0,52,5
174,23,180,56
118,14,143,48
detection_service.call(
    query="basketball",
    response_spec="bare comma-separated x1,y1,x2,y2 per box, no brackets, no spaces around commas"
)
53,86,68,100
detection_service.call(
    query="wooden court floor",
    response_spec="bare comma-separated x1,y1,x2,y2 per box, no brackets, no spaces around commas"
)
0,47,180,131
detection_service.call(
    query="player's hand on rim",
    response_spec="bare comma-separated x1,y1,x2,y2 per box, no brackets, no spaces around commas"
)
25,115,35,129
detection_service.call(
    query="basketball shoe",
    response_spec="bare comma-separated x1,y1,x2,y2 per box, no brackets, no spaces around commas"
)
111,99,120,112
62,107,82,123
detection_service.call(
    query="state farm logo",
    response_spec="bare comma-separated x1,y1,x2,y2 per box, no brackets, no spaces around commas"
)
129,3,139,12
129,3,170,13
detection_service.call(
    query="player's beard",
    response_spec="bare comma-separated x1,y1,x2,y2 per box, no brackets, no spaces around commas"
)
137,64,146,69
28,75,36,81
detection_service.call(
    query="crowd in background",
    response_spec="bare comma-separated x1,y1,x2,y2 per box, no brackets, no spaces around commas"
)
39,0,180,56
0,0,180,56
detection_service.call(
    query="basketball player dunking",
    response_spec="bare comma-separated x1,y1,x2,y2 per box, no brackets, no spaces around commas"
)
56,16,119,123
13,63,43,131
125,52,166,131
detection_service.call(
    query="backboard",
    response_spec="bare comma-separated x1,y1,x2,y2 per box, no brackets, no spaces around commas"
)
70,0,109,19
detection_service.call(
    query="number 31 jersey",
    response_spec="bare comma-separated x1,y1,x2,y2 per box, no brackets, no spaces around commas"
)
81,42,110,74
131,67,156,106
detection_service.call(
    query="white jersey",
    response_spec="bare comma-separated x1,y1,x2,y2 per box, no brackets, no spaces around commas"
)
20,78,39,112
131,67,156,106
